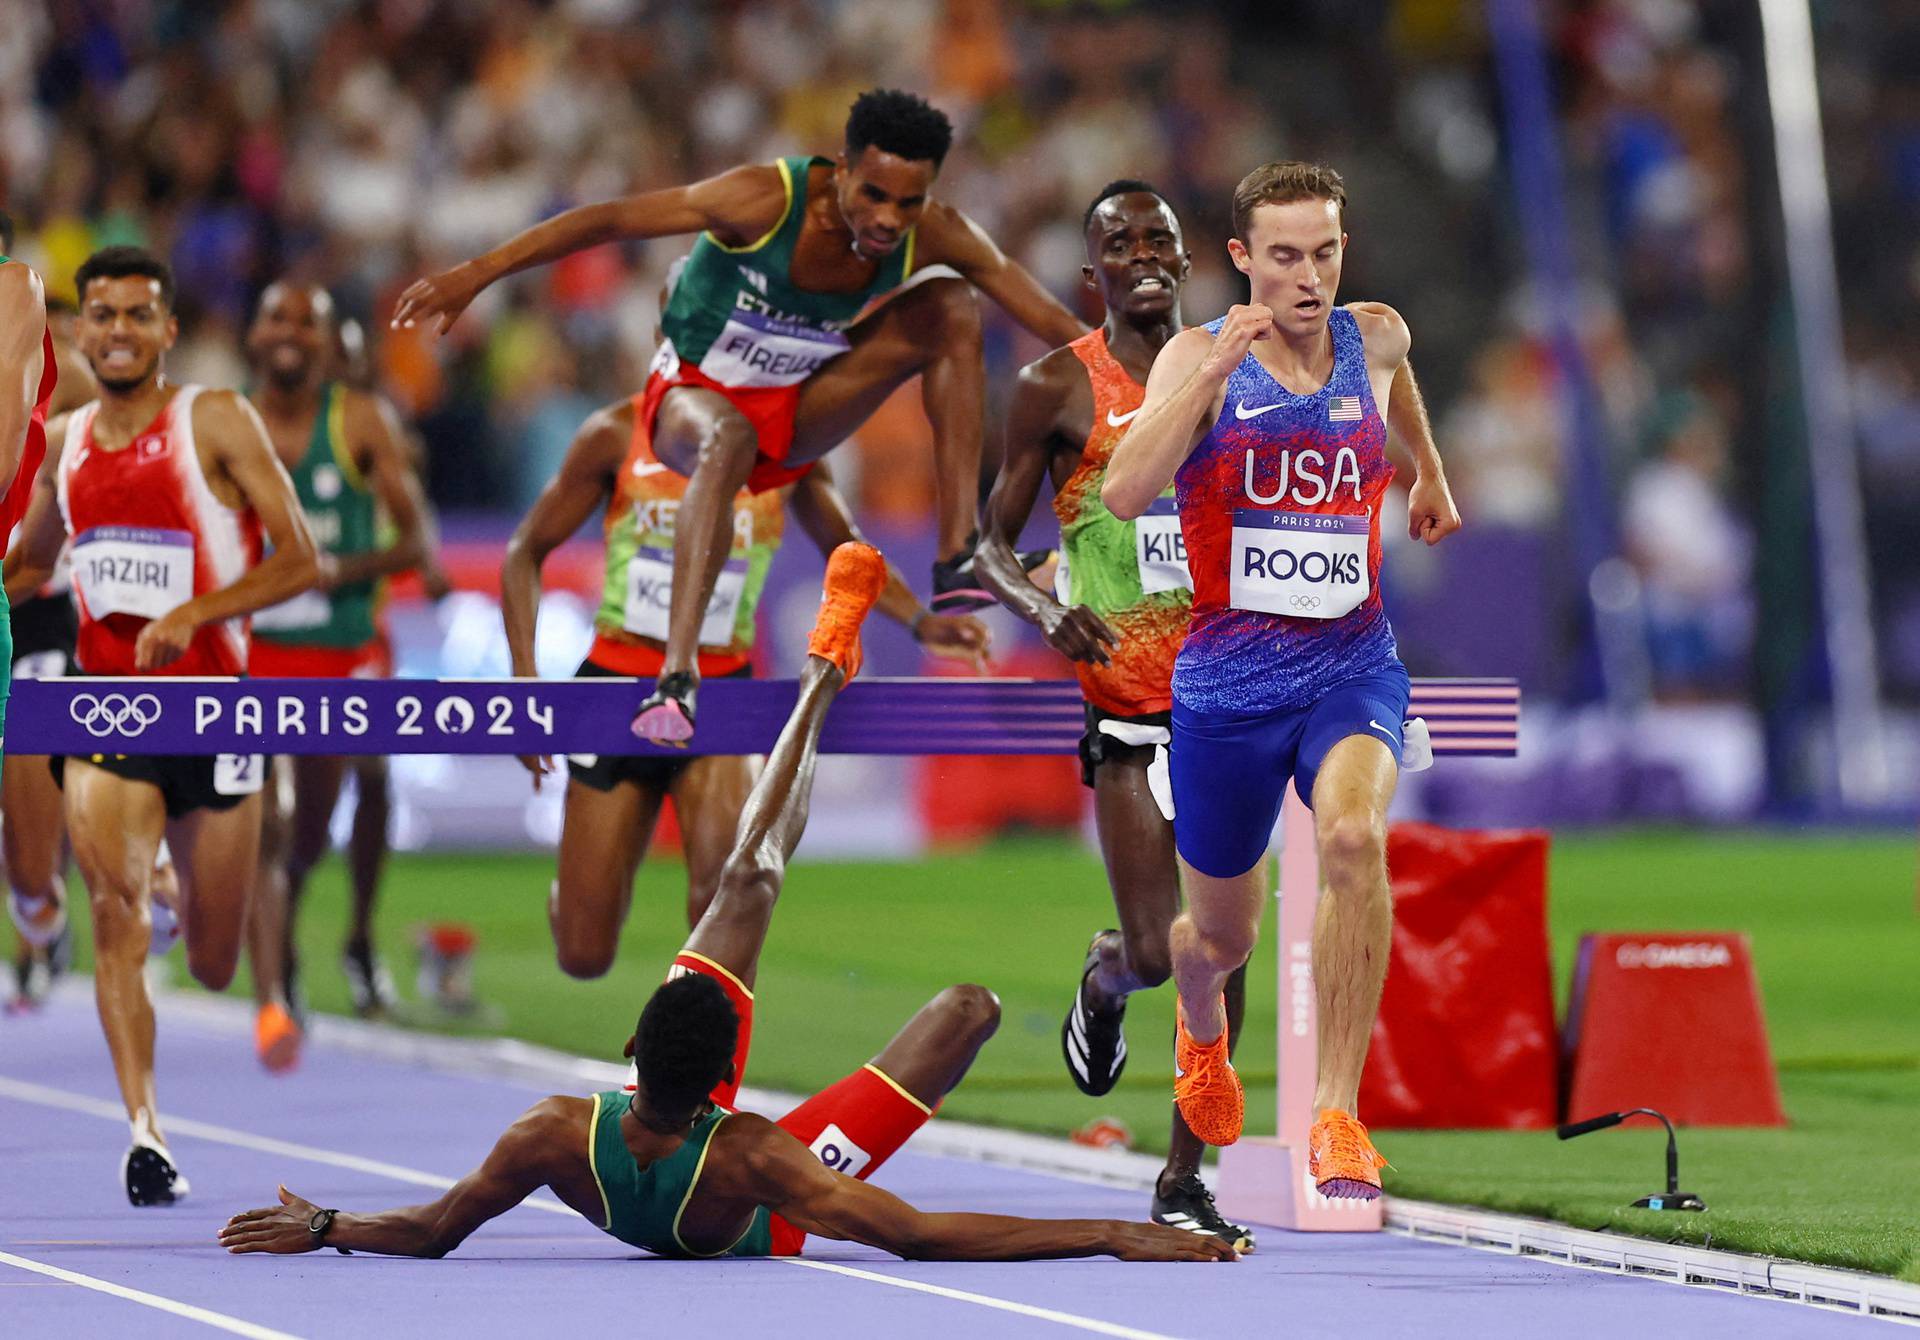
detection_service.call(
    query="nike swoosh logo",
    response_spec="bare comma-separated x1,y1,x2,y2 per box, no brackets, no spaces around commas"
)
631,462,671,477
1106,407,1141,427
1234,400,1285,420
1368,720,1400,742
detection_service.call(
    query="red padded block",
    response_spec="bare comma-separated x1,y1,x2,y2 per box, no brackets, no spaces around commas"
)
914,649,1082,844
1360,823,1557,1129
1563,932,1786,1127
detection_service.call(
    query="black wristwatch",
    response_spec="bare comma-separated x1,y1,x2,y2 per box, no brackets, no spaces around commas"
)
308,1207,352,1255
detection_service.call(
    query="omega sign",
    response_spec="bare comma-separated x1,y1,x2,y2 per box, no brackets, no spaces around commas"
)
1614,942,1733,970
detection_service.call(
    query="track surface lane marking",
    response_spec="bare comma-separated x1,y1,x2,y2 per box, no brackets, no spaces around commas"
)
0,1073,1178,1340
0,1250,303,1339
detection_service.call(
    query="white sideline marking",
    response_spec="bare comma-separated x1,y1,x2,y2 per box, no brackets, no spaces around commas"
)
0,1250,302,1339
0,1074,1176,1340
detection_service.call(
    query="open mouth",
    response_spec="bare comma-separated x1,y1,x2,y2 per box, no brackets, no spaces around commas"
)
1130,275,1169,294
99,347,141,372
1294,297,1324,315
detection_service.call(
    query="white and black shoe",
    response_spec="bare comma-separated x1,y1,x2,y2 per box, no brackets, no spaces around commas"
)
122,1119,189,1207
342,943,396,1018
1151,1173,1255,1253
1061,932,1127,1097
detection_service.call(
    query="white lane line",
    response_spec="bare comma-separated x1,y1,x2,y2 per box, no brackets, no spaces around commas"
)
0,1075,568,1210
3,1073,1178,1339
0,1250,303,1340
777,1259,1177,1339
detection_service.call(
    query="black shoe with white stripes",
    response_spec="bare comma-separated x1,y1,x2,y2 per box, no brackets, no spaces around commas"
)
1061,932,1127,1097
1151,1173,1256,1253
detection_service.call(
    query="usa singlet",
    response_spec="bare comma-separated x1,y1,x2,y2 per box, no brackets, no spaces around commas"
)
1172,307,1398,715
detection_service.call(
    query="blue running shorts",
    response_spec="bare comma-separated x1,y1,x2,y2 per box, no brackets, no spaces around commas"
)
1169,663,1411,878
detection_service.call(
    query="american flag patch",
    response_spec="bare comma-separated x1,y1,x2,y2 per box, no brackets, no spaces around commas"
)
1328,396,1363,422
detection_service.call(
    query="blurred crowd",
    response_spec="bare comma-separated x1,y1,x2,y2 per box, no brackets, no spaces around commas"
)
1,0,1915,701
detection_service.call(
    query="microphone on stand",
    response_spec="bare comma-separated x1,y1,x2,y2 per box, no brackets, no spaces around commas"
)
1557,1107,1706,1212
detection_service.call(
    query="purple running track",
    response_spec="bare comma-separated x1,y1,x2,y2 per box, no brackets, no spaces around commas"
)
0,994,1878,1339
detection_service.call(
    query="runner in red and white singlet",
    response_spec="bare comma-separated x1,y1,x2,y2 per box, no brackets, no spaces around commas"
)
8,247,319,1206
58,385,263,676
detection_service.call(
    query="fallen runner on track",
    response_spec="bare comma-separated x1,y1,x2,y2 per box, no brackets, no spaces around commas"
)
221,544,1235,1265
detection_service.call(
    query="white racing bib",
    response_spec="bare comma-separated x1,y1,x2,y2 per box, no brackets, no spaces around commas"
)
251,588,332,631
1134,496,1192,596
1228,508,1369,620
624,547,748,646
71,525,195,621
698,305,850,388
214,753,265,796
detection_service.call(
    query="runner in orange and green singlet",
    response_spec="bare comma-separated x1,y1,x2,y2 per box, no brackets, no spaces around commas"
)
501,394,989,981
977,182,1252,1252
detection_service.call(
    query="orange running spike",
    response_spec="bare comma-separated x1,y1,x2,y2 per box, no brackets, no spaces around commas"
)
806,542,887,680
1307,1108,1390,1200
1174,1001,1244,1146
255,1002,303,1075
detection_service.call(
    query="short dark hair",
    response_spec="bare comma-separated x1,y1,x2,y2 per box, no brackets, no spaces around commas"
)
74,246,176,310
845,88,953,168
1231,161,1347,240
634,973,738,1124
0,210,14,254
1083,179,1167,232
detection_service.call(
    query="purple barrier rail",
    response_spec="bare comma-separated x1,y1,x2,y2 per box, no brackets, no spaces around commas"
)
7,676,1519,757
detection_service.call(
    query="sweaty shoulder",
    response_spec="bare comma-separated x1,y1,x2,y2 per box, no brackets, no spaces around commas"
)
0,261,46,343
706,1111,802,1192
522,1094,593,1138
578,397,635,446
1006,344,1087,451
702,162,795,248
192,387,266,445
1346,302,1410,366
498,1096,592,1173
912,199,994,268
1017,343,1086,404
0,257,44,303
1146,325,1217,385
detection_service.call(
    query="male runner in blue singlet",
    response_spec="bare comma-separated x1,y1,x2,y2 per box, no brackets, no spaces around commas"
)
1103,162,1461,1197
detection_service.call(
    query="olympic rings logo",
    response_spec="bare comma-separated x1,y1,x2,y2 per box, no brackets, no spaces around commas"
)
1289,595,1323,610
69,692,163,738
